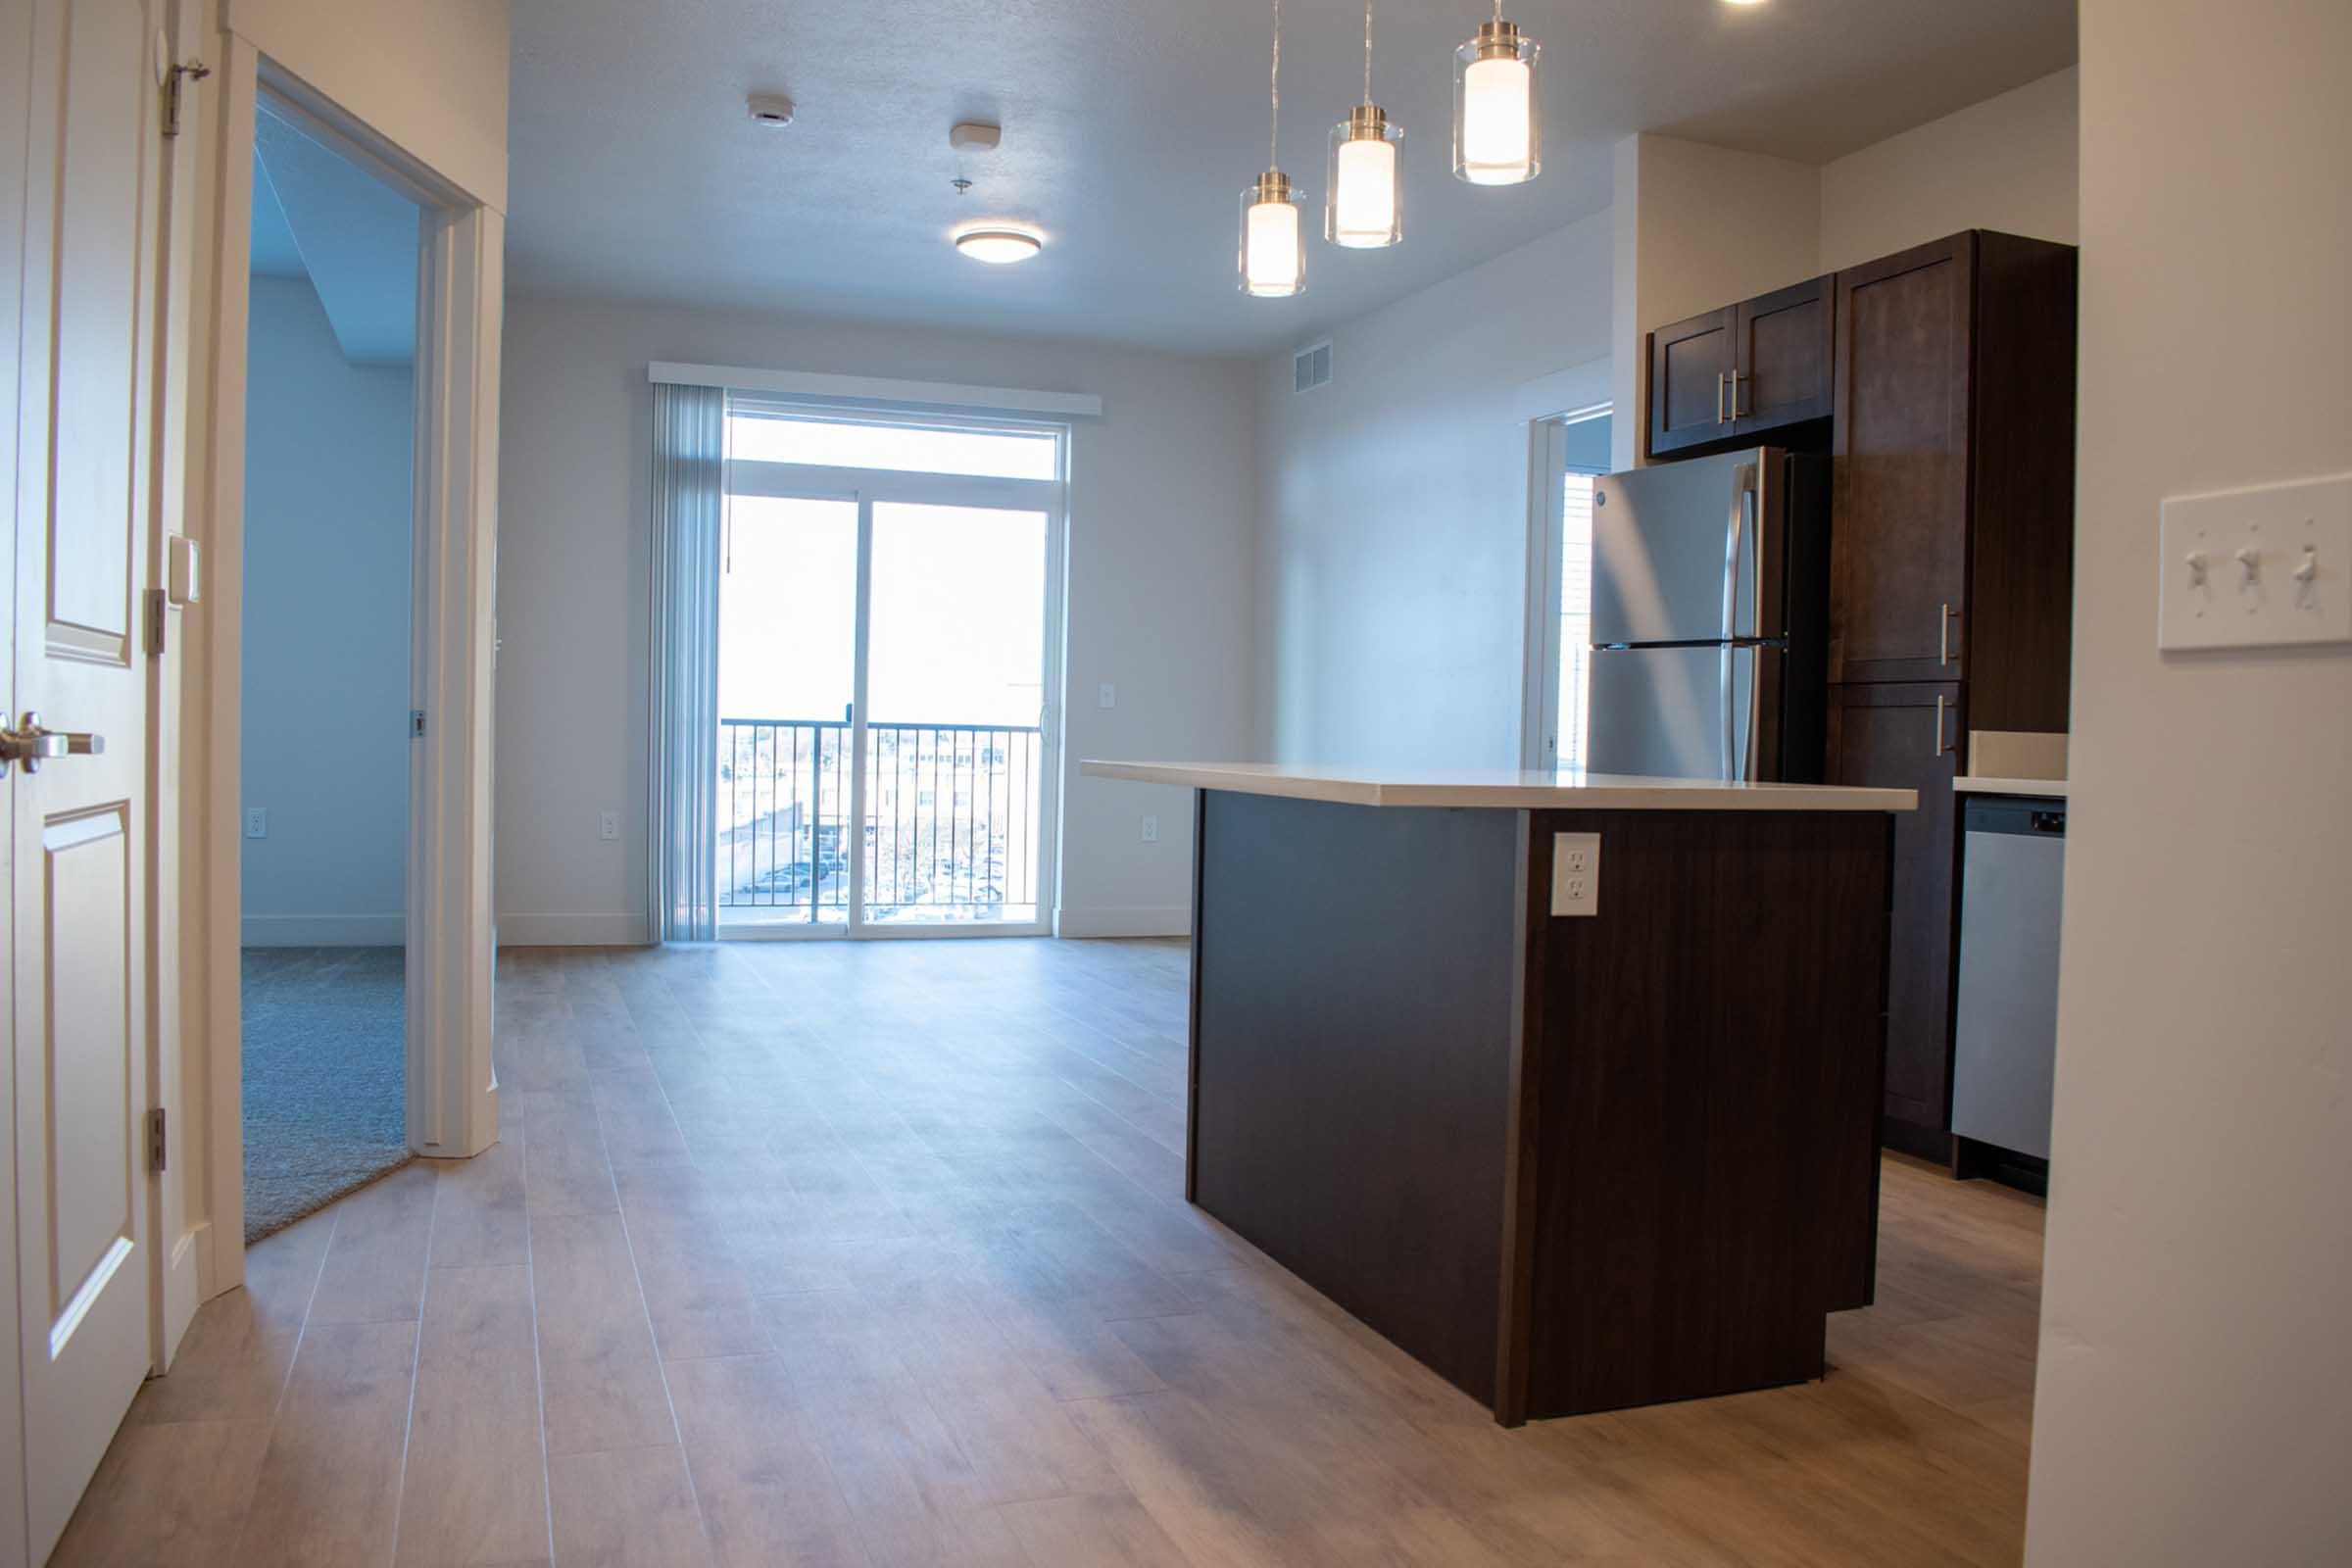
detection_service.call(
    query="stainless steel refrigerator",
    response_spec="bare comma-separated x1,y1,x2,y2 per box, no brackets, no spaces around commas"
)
1586,447,1832,782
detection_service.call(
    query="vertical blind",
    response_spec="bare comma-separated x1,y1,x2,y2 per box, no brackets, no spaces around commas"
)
647,383,725,941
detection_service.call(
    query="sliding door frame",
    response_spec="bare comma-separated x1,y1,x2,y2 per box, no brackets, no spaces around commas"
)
718,425,1067,941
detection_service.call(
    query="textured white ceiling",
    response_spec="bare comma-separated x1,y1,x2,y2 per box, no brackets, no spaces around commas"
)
506,0,2075,356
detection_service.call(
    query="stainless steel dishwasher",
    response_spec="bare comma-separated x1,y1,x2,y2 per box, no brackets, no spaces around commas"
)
1951,795,2067,1174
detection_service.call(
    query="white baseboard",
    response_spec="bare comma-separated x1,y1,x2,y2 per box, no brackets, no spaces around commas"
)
1054,904,1191,939
495,912,652,948
240,913,405,947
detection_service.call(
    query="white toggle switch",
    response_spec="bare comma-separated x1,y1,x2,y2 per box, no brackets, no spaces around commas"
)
2159,474,2352,651
1550,832,1600,917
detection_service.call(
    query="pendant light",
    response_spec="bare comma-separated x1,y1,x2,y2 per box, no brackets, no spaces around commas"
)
1452,1,1541,186
1240,0,1303,297
1327,0,1402,248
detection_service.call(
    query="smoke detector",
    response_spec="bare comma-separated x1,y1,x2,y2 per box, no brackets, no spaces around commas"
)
747,93,796,127
949,122,1002,152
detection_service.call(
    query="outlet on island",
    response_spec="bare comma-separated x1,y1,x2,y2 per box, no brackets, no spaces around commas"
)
1142,813,1158,844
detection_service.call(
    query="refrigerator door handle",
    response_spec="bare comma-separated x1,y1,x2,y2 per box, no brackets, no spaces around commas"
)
1720,463,1759,780
1743,645,1764,782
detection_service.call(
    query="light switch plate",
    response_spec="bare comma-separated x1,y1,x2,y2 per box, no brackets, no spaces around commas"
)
1550,832,1599,917
2158,473,2352,651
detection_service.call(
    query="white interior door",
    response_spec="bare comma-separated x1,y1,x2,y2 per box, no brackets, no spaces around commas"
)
9,0,166,1558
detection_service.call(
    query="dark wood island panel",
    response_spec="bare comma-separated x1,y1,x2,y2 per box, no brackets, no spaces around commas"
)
1190,790,1891,1426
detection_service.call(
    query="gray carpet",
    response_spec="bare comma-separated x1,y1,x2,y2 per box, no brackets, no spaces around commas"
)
242,947,411,1243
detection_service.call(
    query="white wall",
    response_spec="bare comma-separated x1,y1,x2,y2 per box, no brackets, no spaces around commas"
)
222,0,509,210
1609,135,1823,470
1250,215,1613,769
239,275,413,945
1819,68,2078,274
2026,6,2352,1562
495,298,1257,943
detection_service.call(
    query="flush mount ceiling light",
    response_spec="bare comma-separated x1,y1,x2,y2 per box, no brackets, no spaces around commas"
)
1452,2,1541,186
1240,0,1304,297
953,222,1045,264
1327,0,1402,248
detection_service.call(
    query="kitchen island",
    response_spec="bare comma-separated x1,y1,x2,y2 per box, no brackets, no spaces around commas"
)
1083,761,1916,1426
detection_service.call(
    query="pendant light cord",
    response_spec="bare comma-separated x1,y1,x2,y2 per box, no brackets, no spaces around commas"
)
1363,0,1373,105
1269,0,1281,170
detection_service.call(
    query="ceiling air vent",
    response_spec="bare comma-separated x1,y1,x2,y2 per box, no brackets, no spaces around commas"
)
1294,339,1332,393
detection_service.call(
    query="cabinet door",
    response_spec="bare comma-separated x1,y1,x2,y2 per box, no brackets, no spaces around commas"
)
1830,234,1975,684
1827,682,1963,1150
1733,275,1833,436
1647,306,1737,458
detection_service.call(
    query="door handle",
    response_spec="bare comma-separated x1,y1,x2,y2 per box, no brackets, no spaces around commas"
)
1729,368,1745,419
1933,696,1954,760
1,711,105,774
1939,603,1960,666
1715,371,1727,424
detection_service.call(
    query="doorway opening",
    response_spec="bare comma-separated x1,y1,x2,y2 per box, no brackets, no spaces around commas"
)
235,99,422,1241
1532,407,1613,771
715,403,1065,937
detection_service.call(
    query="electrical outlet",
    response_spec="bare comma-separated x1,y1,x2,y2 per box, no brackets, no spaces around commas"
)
1549,832,1599,916
244,808,268,840
600,809,620,842
1098,682,1117,710
1142,813,1158,844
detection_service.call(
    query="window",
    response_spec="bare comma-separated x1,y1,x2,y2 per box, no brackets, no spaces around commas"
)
715,405,1065,934
1535,409,1612,771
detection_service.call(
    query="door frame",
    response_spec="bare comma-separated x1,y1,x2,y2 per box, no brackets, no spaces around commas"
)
181,32,504,1303
715,417,1068,942
1518,398,1614,772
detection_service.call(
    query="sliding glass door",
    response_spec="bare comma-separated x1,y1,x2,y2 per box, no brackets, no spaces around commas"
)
716,406,1064,937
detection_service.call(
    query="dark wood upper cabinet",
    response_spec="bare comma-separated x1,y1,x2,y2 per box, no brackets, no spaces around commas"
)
1647,307,1737,458
1829,237,1976,685
1830,231,2078,731
1648,277,1836,460
1826,681,1963,1152
1732,276,1835,437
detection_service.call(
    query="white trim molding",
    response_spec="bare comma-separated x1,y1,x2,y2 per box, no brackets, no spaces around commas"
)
241,914,408,947
648,361,1103,419
495,912,653,948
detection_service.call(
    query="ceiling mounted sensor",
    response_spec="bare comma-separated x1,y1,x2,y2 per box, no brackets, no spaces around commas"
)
954,222,1044,264
949,122,1003,152
747,92,796,127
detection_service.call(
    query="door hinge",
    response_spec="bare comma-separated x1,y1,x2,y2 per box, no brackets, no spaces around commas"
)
145,587,169,657
146,1107,168,1173
161,56,211,139
410,710,426,739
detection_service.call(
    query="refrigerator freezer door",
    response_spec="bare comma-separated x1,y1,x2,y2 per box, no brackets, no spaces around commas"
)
1586,645,1732,780
1592,450,1765,647
1586,643,1784,783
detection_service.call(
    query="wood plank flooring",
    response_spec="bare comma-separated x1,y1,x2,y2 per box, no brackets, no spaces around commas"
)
53,937,2045,1566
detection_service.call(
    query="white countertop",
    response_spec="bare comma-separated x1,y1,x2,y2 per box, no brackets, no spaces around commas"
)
1082,760,1916,812
1953,775,2070,799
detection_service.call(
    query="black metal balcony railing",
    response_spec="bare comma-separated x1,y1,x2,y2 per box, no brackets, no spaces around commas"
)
717,717,1042,924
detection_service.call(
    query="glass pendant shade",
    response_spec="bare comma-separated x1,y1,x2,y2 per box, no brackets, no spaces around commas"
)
1327,105,1402,248
1240,172,1304,297
1452,21,1540,186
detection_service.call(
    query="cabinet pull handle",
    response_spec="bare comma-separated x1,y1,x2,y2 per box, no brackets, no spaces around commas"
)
1716,371,1727,424
1939,603,1959,666
1934,695,1953,759
1730,368,1745,419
